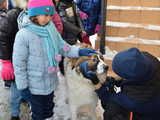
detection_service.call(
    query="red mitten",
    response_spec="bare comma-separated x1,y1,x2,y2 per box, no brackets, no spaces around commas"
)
80,32,91,45
0,60,14,80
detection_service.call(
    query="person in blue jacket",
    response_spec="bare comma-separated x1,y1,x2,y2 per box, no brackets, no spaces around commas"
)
75,0,101,36
80,47,160,120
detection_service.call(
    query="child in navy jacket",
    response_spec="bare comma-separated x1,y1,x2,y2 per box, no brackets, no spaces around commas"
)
80,48,160,120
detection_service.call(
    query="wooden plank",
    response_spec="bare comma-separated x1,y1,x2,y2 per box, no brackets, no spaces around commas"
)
95,40,160,57
106,10,158,25
141,0,160,7
119,10,141,23
139,28,160,40
106,10,120,22
106,26,119,37
105,26,160,40
117,27,139,38
141,11,160,25
121,0,141,7
106,10,160,25
120,0,160,7
107,0,121,6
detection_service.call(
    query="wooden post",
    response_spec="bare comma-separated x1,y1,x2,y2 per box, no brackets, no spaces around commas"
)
100,0,107,54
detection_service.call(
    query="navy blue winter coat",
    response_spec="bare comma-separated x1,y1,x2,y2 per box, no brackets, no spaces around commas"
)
96,52,160,120
75,0,101,36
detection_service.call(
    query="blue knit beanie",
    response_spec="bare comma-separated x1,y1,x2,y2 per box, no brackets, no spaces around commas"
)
28,0,55,17
112,48,153,81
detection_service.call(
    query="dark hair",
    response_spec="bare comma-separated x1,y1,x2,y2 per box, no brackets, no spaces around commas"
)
29,16,40,25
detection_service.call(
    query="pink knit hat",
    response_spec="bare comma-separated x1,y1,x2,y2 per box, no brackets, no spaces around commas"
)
28,0,55,17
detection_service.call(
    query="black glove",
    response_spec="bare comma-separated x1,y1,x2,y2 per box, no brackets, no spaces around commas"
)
80,61,99,85
106,76,123,87
106,76,116,84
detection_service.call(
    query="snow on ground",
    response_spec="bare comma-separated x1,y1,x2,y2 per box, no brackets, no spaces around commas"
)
0,79,10,120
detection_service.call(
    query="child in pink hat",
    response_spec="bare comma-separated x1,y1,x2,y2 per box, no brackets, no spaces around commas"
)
13,0,96,120
28,0,54,17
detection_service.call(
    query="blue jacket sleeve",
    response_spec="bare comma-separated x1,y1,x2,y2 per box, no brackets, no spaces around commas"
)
56,31,80,58
95,84,111,103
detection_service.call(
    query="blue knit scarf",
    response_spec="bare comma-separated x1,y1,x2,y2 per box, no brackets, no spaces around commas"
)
26,22,59,67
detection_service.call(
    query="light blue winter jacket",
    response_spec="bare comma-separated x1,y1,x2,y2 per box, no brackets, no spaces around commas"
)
13,11,80,95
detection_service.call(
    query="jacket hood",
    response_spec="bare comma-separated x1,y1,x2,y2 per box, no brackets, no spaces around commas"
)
17,10,32,29
112,48,154,82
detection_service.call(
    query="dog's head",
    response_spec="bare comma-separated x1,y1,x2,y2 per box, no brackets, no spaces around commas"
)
73,53,109,83
67,43,108,83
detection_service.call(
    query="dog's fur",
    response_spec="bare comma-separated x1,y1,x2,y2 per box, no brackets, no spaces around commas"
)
59,44,108,120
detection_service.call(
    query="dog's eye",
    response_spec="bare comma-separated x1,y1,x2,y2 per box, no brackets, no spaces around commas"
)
93,58,98,62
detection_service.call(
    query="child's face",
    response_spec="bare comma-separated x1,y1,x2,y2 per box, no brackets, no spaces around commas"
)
36,15,52,26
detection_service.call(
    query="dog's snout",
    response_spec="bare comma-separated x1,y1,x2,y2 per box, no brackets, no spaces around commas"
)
103,65,109,71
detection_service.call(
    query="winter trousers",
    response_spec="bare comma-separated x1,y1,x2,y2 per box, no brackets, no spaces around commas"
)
103,102,130,120
10,82,22,117
30,91,55,120
11,82,31,117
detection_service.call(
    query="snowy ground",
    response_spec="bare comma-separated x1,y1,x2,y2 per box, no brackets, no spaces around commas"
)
0,79,11,120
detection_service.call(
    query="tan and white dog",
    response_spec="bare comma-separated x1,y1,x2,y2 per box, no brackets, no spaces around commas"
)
65,45,108,120
54,44,108,120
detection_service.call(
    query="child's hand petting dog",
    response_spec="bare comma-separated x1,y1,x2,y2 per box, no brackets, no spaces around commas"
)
79,48,96,56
